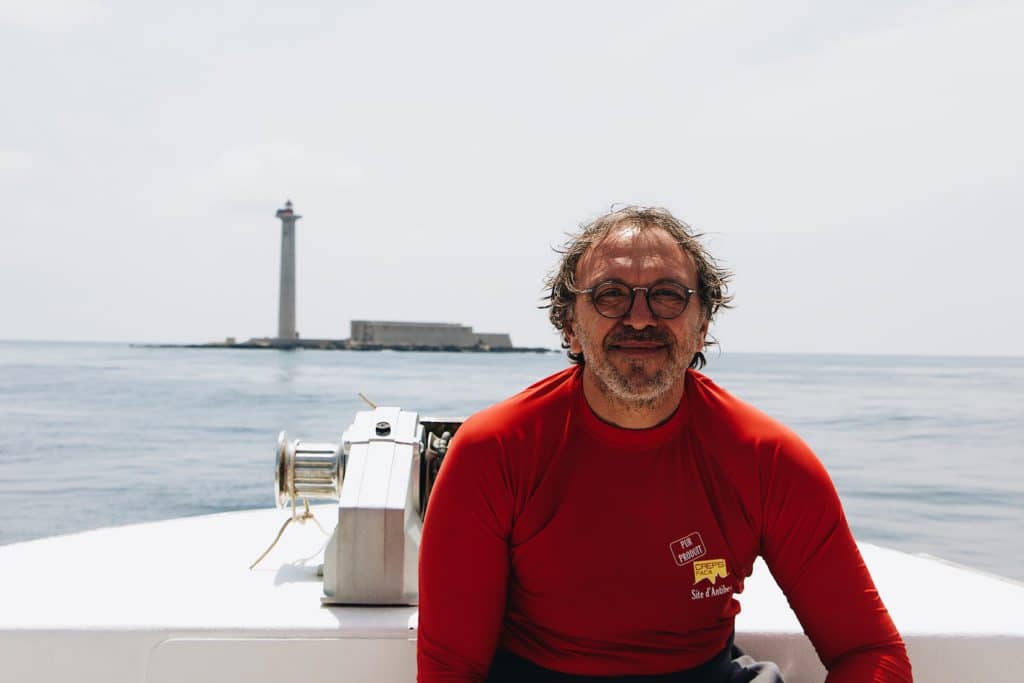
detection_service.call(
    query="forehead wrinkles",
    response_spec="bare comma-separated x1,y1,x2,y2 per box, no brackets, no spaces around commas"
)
576,224,694,284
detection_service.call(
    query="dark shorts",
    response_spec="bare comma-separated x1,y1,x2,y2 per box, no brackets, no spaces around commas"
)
487,635,784,683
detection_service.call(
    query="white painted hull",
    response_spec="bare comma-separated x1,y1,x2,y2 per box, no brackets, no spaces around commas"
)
1,506,1021,681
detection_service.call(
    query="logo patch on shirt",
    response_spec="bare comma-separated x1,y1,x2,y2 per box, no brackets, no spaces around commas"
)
669,532,706,567
693,558,729,585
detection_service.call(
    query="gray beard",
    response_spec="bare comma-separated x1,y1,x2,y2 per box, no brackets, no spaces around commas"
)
577,326,693,412
589,356,680,411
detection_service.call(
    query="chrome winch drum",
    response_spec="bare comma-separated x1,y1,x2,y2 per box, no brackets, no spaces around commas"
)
274,432,344,509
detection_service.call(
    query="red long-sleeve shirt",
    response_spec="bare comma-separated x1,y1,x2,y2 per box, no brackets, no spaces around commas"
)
418,367,911,681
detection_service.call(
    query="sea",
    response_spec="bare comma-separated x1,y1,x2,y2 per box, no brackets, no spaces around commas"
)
1,341,1022,582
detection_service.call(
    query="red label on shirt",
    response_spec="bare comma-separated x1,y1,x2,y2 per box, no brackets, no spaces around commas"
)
669,532,707,566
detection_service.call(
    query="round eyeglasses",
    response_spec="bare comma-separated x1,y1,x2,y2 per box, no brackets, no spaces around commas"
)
579,280,696,320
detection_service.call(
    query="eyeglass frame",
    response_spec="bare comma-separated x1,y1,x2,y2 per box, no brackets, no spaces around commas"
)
577,279,697,320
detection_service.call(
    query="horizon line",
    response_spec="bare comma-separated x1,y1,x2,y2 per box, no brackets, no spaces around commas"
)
1,338,1022,362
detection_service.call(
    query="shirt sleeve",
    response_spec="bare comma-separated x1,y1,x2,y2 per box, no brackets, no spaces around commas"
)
417,421,514,683
759,433,913,682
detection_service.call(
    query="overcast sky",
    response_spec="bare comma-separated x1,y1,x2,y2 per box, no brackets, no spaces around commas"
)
2,0,1021,355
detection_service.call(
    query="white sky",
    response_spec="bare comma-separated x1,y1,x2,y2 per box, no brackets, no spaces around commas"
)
2,0,1022,355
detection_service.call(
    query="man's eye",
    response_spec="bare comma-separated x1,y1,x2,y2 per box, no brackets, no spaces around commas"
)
651,287,686,302
595,288,628,302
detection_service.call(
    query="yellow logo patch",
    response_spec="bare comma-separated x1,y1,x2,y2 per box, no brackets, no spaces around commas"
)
693,558,729,585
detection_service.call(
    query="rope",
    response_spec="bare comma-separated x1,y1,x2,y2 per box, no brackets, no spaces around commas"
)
249,498,328,570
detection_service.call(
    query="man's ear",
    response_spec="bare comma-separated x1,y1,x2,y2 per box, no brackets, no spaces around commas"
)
565,311,582,355
696,316,710,351
566,329,582,355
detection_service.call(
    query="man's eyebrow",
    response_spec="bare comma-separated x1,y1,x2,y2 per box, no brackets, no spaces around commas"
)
589,277,692,288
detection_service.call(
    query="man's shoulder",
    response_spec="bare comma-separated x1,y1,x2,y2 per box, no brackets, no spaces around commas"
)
687,370,790,438
686,369,815,462
454,365,579,447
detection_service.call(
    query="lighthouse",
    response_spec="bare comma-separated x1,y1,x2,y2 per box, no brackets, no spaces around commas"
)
275,200,301,342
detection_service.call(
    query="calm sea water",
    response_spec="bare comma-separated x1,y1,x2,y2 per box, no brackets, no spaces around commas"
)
1,341,1021,581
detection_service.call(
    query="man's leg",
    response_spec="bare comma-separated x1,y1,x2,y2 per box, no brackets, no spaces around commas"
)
726,644,785,683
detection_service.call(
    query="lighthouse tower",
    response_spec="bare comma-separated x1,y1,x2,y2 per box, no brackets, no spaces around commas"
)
275,200,301,342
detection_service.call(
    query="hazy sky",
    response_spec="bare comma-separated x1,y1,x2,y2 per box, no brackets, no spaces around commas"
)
2,0,1022,355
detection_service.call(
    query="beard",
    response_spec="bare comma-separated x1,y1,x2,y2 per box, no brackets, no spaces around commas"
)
576,324,697,411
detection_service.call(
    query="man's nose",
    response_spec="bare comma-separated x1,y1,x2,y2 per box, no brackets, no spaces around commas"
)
622,289,657,329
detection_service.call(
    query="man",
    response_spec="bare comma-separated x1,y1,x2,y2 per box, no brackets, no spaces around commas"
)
418,207,912,682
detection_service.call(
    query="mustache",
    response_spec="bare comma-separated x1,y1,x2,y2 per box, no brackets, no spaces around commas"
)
606,328,672,346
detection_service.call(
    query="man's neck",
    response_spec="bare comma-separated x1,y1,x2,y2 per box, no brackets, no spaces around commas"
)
581,370,685,429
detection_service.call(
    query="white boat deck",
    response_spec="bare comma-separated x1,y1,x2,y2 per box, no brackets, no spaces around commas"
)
2,506,1022,681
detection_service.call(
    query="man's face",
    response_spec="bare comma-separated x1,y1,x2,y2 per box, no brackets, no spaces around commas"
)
566,225,709,409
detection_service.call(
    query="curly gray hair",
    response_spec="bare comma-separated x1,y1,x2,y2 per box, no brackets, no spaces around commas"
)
542,206,733,370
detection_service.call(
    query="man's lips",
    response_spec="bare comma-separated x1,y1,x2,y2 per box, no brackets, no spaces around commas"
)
611,341,664,349
607,339,669,354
